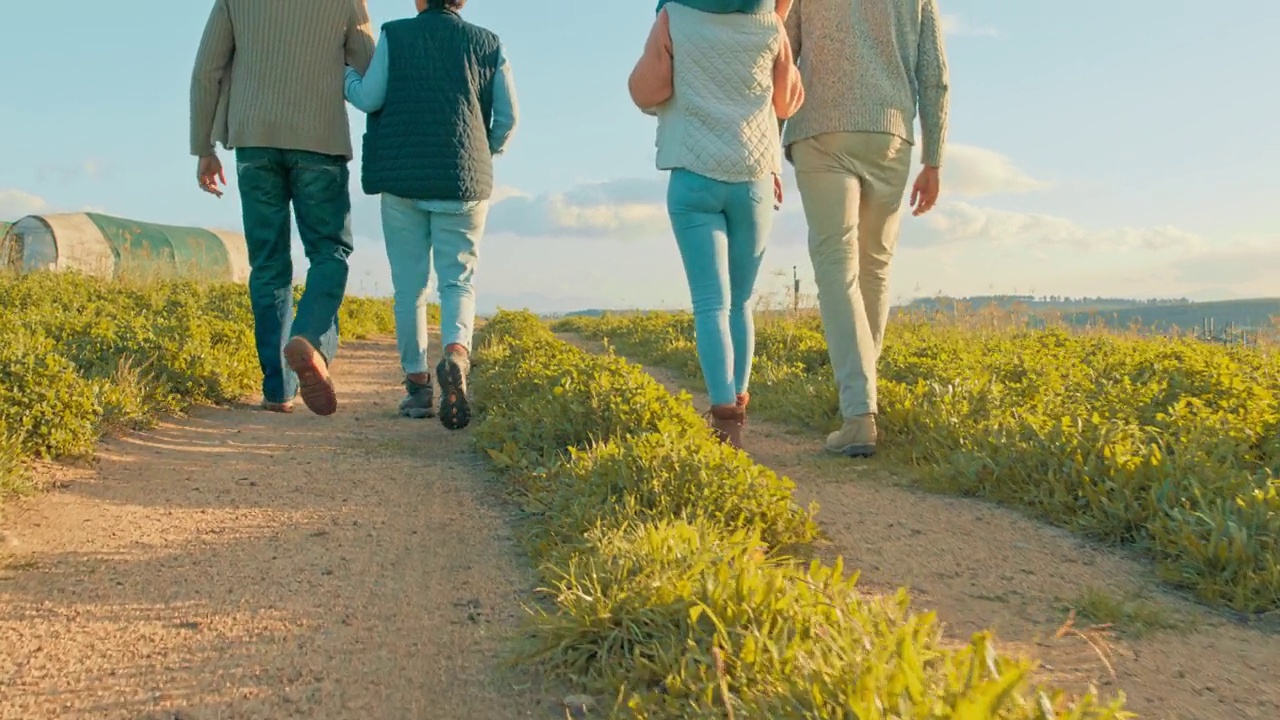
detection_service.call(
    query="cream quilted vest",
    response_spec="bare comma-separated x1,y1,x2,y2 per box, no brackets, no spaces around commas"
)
655,5,783,183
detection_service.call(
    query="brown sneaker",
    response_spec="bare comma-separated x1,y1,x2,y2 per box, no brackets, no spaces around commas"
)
260,400,294,413
283,336,337,416
708,404,746,449
736,392,750,411
825,414,876,457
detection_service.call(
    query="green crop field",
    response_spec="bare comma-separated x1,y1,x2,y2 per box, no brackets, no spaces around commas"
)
554,310,1280,616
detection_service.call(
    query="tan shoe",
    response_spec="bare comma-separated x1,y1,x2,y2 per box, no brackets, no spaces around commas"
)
283,336,337,416
825,414,877,457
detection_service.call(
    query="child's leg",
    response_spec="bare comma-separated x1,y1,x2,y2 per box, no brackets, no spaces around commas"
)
666,169,735,407
723,175,776,398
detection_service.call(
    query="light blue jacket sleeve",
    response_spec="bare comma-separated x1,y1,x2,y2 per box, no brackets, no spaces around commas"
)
344,30,389,113
489,45,519,156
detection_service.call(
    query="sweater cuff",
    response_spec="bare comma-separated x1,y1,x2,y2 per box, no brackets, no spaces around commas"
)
922,142,943,168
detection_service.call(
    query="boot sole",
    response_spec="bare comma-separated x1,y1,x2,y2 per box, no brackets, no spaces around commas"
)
284,337,337,417
437,357,471,431
828,443,876,458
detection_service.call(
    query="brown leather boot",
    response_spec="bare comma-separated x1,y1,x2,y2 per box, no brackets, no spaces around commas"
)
708,404,746,449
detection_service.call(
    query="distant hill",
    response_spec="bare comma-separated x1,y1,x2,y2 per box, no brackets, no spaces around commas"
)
900,295,1280,333
1056,299,1280,333
542,308,650,320
901,294,1193,314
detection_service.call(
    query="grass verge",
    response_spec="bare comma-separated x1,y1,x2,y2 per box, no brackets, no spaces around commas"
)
0,271,400,507
473,310,1129,718
1066,588,1188,639
553,311,1280,615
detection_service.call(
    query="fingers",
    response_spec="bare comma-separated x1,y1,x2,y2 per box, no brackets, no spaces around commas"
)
912,186,938,216
197,174,224,199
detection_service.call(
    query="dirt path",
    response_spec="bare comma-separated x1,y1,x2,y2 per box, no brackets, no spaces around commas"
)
560,334,1280,720
0,339,558,720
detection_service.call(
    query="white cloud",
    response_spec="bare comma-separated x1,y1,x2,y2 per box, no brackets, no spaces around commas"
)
0,189,52,219
927,144,1047,197
487,177,670,238
941,14,1000,38
489,185,527,204
0,190,112,221
251,140,1230,310
921,201,1204,251
489,142,1048,242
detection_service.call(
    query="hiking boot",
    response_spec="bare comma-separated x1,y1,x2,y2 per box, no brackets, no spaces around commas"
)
283,336,337,416
826,414,877,457
399,375,436,419
708,404,746,449
436,349,472,431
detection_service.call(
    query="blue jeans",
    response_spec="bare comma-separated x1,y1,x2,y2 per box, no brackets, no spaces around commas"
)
667,168,774,407
380,193,486,374
235,148,352,404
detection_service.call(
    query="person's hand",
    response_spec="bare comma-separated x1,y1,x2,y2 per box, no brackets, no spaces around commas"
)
773,173,783,209
197,154,225,198
910,166,940,216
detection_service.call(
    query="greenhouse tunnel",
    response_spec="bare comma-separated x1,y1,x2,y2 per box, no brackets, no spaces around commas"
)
0,212,249,283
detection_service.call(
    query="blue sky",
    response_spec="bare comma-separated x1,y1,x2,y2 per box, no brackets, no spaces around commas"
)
1,0,1276,312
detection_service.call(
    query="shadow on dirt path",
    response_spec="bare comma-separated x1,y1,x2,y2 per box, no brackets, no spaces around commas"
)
0,339,562,720
558,332,1280,720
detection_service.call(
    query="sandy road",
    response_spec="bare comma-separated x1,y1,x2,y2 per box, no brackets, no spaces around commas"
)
0,339,558,720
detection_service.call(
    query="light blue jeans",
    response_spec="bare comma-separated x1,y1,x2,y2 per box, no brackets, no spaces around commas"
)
667,168,774,407
380,193,487,374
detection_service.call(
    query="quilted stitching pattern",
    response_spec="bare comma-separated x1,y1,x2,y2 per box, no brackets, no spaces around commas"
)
362,13,500,201
656,6,783,183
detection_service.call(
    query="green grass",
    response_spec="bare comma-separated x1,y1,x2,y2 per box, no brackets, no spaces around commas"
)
554,310,1280,615
0,271,402,508
1066,588,1189,639
472,310,1130,718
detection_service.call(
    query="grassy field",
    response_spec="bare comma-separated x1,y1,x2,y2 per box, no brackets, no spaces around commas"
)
0,271,407,503
554,309,1280,615
12,271,1278,714
473,310,1128,718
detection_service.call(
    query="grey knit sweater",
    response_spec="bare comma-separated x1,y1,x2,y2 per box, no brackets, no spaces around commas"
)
782,0,950,167
189,0,376,160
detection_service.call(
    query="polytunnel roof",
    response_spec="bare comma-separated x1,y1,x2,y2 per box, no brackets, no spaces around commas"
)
82,212,237,280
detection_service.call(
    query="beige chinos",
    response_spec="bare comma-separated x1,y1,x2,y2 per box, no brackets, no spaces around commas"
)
791,130,913,419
